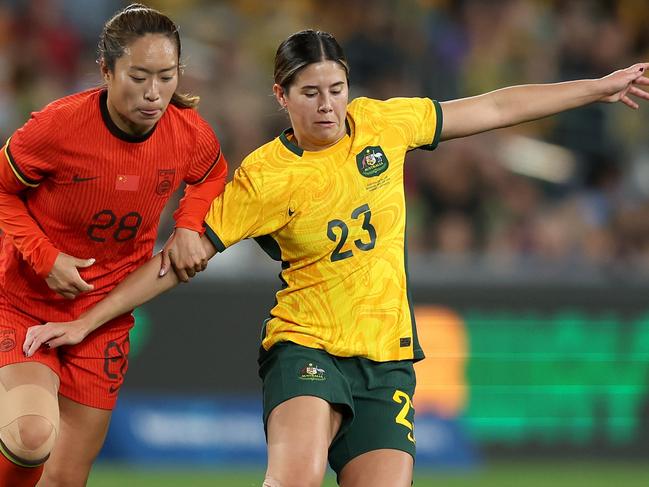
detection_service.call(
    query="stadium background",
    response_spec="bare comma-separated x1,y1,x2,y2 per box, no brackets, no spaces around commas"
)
2,0,649,485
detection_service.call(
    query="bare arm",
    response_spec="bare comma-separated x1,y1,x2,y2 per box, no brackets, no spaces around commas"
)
23,235,217,356
440,63,649,141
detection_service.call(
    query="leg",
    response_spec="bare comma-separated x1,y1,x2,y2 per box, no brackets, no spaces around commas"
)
264,396,343,487
38,395,112,487
0,362,60,487
338,449,413,487
328,358,417,486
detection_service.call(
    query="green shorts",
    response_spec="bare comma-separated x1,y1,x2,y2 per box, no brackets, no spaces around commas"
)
258,341,416,475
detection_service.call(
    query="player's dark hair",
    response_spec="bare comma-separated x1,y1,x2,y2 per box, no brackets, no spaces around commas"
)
99,3,198,109
274,30,349,92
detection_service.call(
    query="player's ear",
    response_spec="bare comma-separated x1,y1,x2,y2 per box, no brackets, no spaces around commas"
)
273,84,287,110
99,58,111,82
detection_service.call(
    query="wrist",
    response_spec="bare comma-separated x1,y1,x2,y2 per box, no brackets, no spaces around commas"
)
78,317,96,339
174,226,200,235
34,247,61,278
589,78,609,101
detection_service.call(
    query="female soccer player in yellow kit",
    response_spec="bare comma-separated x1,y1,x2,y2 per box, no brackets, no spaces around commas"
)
23,30,649,487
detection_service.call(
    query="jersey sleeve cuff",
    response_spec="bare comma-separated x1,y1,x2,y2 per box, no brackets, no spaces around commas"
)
204,224,226,253
418,99,443,151
173,219,204,233
32,246,60,278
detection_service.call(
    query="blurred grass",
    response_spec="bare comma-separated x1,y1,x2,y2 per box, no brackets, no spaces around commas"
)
88,461,649,487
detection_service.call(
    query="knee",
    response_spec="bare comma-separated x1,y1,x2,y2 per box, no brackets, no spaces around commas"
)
1,415,57,464
17,416,57,456
0,382,59,465
263,469,325,487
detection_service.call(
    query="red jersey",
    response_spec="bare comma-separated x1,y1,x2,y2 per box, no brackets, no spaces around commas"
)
0,88,227,343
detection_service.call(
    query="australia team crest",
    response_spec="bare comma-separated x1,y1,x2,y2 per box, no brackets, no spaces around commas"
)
356,146,389,178
299,363,326,381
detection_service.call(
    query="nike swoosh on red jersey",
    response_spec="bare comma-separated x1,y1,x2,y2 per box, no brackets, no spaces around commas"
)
72,175,100,183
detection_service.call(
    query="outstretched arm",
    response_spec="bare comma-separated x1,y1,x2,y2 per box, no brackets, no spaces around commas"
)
23,235,217,356
440,63,649,141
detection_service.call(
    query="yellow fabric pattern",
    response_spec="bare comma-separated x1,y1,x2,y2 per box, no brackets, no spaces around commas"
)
205,97,442,361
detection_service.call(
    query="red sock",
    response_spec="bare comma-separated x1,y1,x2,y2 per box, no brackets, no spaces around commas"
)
0,451,44,487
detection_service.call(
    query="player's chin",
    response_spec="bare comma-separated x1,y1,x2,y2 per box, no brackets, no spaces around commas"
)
131,116,159,134
312,122,338,135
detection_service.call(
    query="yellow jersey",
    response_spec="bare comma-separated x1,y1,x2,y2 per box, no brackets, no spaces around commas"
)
204,97,442,361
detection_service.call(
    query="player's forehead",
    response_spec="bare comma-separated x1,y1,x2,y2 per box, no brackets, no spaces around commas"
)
118,33,178,71
291,61,347,89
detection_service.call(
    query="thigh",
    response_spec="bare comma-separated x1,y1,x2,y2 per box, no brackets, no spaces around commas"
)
0,300,62,377
329,359,416,476
339,449,413,487
266,396,343,485
259,342,353,485
0,362,59,393
0,304,62,442
39,395,112,487
258,342,354,437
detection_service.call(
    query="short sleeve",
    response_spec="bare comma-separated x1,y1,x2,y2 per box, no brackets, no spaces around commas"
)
204,163,286,252
377,97,443,151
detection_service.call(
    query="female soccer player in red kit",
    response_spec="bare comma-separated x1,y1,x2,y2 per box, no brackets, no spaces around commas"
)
0,4,227,486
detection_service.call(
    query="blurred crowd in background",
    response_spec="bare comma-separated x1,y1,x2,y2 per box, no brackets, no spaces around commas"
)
2,0,649,279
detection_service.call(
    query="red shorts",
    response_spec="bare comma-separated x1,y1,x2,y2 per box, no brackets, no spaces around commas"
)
0,297,132,410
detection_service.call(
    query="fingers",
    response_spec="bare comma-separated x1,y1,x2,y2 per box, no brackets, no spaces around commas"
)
628,86,649,101
23,325,64,357
177,259,208,281
58,290,78,300
46,254,95,297
53,278,92,299
73,276,94,293
75,257,96,269
44,336,69,349
59,275,93,297
23,327,36,355
160,249,171,277
620,94,639,110
633,75,649,86
167,250,208,282
172,262,190,283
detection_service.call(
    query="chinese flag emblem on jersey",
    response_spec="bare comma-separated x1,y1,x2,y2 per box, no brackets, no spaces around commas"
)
115,174,140,191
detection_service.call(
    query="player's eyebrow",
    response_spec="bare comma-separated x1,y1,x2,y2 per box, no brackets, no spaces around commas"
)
130,65,177,74
300,81,345,90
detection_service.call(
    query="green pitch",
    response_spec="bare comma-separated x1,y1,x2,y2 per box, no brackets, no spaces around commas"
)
88,461,649,487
